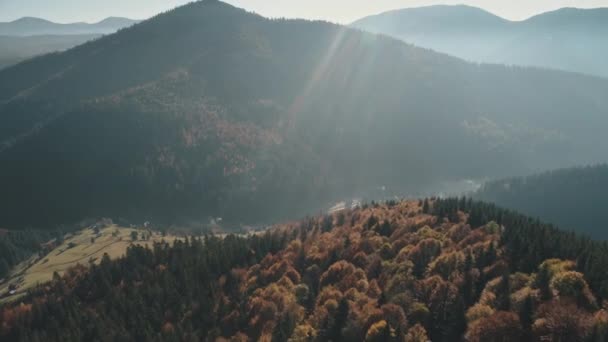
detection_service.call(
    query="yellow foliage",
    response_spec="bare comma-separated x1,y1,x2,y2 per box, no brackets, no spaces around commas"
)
365,320,390,342
288,324,316,341
466,303,495,323
405,324,429,342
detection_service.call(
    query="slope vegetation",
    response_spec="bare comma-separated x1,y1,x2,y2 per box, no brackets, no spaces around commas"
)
1,1,608,227
475,165,608,239
0,225,181,304
2,199,608,341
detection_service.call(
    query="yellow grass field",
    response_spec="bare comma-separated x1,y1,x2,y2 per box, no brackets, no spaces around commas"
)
0,225,181,304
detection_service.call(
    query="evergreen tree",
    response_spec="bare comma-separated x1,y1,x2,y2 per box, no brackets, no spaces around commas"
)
496,272,511,311
422,199,430,214
0,258,9,279
272,311,296,342
329,298,349,341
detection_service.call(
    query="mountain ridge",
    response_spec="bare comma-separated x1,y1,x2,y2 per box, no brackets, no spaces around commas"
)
1,0,608,228
352,5,608,77
0,16,140,36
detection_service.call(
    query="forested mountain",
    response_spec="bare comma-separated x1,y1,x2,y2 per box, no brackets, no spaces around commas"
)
1,0,608,228
0,34,99,70
352,6,608,77
474,165,608,240
3,199,608,341
0,17,138,36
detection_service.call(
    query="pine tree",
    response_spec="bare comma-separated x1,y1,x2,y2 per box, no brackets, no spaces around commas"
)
329,298,349,341
422,199,430,214
272,311,296,342
496,272,511,311
0,258,9,279
537,265,552,301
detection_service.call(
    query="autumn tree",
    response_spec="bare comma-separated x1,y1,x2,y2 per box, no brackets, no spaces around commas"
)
465,311,522,342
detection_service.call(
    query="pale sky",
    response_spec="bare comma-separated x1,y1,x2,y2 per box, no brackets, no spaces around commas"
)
1,0,607,23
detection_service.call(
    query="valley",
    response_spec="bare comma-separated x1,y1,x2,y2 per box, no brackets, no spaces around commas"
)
0,1,607,341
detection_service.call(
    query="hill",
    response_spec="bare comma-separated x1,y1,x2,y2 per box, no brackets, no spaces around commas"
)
0,225,181,304
474,165,608,240
0,16,138,70
1,0,608,228
0,17,139,36
352,6,608,77
2,199,608,341
0,34,99,70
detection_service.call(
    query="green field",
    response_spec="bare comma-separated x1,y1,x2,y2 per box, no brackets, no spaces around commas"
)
0,225,180,304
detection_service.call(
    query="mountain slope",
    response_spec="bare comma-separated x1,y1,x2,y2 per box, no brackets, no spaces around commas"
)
352,5,509,34
352,6,608,77
2,199,608,341
0,16,139,36
474,165,608,239
1,0,608,228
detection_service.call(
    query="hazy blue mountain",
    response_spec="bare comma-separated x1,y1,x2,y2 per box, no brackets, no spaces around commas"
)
0,16,139,36
1,0,608,228
475,165,608,239
352,6,608,77
0,34,99,70
0,16,139,69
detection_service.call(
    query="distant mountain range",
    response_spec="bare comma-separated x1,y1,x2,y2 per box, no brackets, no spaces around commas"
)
1,1,608,228
0,34,99,70
352,6,608,77
0,17,139,36
0,17,139,69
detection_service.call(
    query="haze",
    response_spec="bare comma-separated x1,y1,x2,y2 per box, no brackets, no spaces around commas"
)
1,0,608,23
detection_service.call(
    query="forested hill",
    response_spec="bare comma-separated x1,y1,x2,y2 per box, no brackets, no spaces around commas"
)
474,165,608,240
352,6,608,77
2,0,608,228
3,199,608,341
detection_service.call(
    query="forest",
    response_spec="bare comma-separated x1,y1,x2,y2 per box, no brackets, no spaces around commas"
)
475,164,608,239
1,1,608,228
0,229,65,279
2,198,608,341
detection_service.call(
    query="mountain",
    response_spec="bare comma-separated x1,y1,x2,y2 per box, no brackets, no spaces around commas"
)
352,5,509,34
0,16,139,70
1,0,608,228
0,34,99,70
3,198,608,341
474,165,608,239
352,6,608,77
0,16,139,36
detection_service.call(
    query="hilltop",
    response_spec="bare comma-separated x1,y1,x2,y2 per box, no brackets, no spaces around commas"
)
1,0,608,228
2,199,608,340
353,6,608,77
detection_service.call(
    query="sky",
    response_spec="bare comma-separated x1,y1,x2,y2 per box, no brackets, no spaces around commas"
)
1,0,608,23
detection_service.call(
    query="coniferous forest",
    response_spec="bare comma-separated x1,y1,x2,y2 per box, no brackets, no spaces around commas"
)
475,165,608,240
2,1,608,228
3,199,608,341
